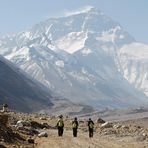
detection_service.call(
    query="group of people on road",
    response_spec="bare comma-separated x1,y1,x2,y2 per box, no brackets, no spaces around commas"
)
57,115,94,138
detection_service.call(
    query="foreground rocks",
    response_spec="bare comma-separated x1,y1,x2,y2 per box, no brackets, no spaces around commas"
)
38,132,48,138
0,111,56,147
98,122,148,142
0,111,148,148
0,113,26,147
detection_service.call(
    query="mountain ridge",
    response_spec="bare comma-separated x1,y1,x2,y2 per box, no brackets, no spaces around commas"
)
0,55,54,112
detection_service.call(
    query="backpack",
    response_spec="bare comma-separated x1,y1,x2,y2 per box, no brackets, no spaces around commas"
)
58,120,64,127
89,122,94,129
72,122,77,128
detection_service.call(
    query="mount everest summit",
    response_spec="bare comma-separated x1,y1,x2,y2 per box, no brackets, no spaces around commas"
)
0,7,148,108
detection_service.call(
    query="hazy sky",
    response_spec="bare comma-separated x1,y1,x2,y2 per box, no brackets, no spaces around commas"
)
0,0,148,44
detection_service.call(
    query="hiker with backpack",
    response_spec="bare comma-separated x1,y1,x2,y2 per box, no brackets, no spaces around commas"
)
72,117,79,137
57,115,64,137
88,118,94,138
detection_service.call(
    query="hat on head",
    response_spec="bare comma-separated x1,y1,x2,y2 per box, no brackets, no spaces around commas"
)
59,115,63,118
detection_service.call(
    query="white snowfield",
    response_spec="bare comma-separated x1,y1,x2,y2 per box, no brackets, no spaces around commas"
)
118,42,148,96
55,31,88,54
96,26,122,43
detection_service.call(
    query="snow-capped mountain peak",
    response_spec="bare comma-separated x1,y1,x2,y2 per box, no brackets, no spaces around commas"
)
64,6,95,16
0,7,148,108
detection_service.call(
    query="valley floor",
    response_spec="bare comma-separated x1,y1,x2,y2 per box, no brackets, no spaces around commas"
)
1,111,148,148
36,129,148,148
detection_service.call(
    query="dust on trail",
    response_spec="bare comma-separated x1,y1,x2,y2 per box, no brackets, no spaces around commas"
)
36,129,144,148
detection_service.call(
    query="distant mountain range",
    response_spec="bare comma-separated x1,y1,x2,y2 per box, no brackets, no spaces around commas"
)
0,7,148,108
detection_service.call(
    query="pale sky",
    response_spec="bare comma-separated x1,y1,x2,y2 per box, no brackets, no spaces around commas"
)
0,0,148,44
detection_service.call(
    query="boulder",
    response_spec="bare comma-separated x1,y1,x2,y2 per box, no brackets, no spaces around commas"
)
38,132,48,138
42,123,50,129
0,145,7,148
40,117,47,120
121,125,129,129
27,138,35,144
142,133,147,137
30,121,48,129
113,124,122,129
16,120,24,128
0,113,9,126
101,122,112,128
18,127,39,136
79,120,84,124
96,118,105,124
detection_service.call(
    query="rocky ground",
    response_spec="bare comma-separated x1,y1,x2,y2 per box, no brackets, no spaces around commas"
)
0,111,148,148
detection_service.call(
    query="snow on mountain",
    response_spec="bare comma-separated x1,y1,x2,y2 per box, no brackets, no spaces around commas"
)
55,31,88,54
118,42,148,96
64,6,94,16
96,26,122,43
0,7,148,108
5,46,30,61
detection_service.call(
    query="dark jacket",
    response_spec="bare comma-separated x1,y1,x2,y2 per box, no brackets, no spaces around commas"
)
88,120,94,129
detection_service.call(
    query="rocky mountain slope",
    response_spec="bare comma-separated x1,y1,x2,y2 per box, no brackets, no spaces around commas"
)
0,56,53,112
0,7,148,108
0,55,91,114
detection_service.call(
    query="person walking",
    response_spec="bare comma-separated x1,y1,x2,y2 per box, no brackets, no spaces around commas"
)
57,115,64,137
2,103,8,112
72,117,79,137
88,118,94,138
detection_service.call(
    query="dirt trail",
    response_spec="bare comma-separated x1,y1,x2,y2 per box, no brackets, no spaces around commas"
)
36,130,146,148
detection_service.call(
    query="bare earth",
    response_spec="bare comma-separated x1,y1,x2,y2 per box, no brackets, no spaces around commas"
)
36,129,148,148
